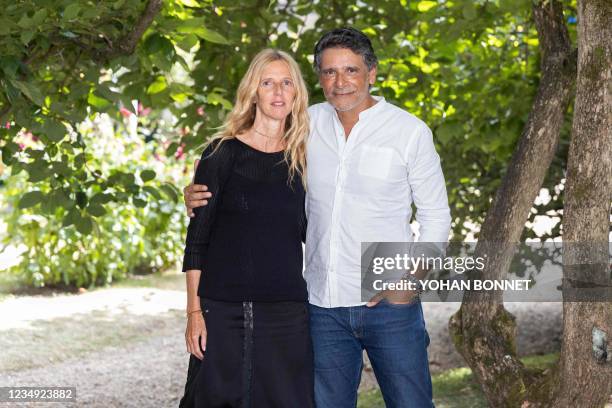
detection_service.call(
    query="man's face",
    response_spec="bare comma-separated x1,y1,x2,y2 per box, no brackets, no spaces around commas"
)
318,47,376,113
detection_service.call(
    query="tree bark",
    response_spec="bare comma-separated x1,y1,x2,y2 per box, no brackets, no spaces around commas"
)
94,0,163,61
448,1,576,406
551,0,612,406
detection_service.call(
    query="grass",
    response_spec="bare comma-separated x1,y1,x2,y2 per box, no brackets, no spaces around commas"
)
111,270,184,291
357,353,560,408
0,268,184,301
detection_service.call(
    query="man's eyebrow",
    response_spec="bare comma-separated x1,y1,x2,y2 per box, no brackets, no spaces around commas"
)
320,65,360,71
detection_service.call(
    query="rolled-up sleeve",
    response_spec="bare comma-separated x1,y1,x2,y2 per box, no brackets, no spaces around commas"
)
405,124,452,259
182,141,233,272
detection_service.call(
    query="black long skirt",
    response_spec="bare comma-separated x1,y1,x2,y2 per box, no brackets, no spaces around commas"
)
179,298,314,408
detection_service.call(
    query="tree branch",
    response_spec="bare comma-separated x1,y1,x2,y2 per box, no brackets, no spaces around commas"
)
95,0,163,61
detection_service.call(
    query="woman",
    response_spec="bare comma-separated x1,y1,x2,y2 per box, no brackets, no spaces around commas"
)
178,49,312,407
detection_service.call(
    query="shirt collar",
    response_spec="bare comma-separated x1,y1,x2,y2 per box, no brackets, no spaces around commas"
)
358,95,386,120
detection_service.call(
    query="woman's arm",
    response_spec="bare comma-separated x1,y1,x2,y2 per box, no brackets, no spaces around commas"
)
182,140,234,273
182,140,234,360
185,269,205,360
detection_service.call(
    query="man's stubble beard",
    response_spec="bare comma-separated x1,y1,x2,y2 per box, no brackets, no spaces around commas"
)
325,87,370,113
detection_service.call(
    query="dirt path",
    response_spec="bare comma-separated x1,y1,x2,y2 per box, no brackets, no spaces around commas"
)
0,278,563,407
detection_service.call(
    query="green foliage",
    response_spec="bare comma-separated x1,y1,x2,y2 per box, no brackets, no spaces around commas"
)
0,0,228,220
0,118,187,288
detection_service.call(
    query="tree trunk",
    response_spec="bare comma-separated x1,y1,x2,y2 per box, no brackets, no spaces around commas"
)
448,1,576,406
551,0,612,406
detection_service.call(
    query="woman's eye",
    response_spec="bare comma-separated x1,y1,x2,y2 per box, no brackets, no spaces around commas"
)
283,80,293,86
262,81,271,86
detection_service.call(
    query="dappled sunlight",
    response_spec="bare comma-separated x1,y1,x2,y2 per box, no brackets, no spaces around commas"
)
0,287,184,330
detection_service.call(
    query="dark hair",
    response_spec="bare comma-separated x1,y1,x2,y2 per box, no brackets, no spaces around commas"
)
313,27,378,73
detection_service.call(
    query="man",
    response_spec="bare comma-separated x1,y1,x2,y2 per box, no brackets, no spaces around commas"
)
183,28,451,408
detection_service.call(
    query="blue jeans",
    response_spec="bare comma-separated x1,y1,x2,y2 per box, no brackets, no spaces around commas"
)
309,298,434,408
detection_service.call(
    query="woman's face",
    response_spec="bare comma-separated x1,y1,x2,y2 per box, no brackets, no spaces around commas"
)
255,60,296,121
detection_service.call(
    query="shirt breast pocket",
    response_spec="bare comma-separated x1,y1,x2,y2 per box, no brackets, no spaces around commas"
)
358,145,394,180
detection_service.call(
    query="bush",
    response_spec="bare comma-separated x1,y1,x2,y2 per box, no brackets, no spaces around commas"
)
0,113,190,288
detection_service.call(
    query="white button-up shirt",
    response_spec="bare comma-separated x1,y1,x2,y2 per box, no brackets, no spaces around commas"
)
304,96,452,308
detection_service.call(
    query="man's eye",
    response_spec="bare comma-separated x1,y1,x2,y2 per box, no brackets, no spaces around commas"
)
323,70,334,76
347,67,357,73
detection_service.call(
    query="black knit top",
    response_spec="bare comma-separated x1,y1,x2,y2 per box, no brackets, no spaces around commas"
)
182,138,308,302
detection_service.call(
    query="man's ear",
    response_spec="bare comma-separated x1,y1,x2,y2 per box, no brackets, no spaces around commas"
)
368,65,377,86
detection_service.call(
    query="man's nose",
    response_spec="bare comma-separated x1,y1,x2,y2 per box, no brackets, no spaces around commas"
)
334,73,346,88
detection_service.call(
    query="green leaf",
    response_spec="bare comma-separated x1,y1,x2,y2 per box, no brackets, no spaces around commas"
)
18,191,44,209
86,203,107,217
140,169,156,182
60,31,79,39
62,207,80,227
133,198,147,208
160,183,179,203
176,34,199,51
198,27,230,45
75,215,93,234
31,9,48,25
76,191,88,209
63,4,81,20
150,52,173,71
12,80,44,106
95,84,120,102
17,16,32,29
207,93,233,110
43,119,67,142
1,148,13,166
74,153,86,169
51,161,71,177
147,77,167,94
417,1,437,12
88,92,111,110
143,186,161,200
49,189,72,209
27,161,52,182
143,34,173,55
178,20,230,45
90,193,114,205
178,0,200,6
121,173,136,187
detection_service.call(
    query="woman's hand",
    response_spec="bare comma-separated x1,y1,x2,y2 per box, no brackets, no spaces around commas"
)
185,312,207,360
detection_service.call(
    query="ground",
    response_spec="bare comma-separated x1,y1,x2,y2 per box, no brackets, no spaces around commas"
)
0,272,565,407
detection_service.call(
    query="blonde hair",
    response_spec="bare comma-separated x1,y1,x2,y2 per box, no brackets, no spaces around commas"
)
203,49,309,188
